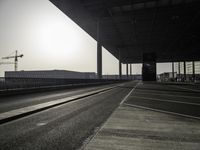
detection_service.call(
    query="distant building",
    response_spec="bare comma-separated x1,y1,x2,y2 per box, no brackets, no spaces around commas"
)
5,70,96,79
5,70,143,80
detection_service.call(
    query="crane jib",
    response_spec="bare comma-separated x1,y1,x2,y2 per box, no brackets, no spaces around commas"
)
1,50,24,71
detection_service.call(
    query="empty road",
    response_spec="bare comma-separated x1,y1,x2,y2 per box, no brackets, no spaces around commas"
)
0,82,135,150
0,81,199,150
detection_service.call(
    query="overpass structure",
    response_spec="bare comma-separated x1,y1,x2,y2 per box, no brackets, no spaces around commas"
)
1,1,200,149
50,0,200,81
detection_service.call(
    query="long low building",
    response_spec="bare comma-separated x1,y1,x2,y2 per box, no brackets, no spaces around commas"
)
5,70,96,79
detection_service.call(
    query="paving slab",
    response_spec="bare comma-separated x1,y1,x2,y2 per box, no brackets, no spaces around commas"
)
85,105,200,150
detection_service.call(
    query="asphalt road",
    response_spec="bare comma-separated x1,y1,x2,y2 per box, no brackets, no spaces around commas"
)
1,81,199,150
0,83,123,113
0,81,136,150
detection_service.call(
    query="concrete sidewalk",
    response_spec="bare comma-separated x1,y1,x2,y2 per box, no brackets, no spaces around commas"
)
85,105,200,150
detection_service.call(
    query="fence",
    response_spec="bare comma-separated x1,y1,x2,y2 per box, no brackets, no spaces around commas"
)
0,77,123,90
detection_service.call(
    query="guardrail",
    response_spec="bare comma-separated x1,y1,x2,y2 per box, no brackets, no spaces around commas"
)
0,77,126,90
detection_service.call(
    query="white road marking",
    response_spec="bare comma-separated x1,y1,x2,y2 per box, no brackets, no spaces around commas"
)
130,95,200,106
135,88,199,95
120,81,141,105
36,122,47,126
169,85,200,92
124,103,200,120
134,91,200,99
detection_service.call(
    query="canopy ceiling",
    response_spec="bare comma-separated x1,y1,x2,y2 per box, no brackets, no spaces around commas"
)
50,0,200,63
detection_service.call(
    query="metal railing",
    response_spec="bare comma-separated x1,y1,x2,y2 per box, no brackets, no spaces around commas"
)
0,77,124,90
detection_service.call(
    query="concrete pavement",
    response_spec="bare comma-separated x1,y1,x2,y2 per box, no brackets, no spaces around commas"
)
85,82,200,150
85,105,200,150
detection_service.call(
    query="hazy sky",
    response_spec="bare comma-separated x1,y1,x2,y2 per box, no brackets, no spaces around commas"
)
0,0,171,77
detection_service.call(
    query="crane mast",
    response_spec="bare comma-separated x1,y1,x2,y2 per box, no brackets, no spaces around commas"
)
15,51,18,72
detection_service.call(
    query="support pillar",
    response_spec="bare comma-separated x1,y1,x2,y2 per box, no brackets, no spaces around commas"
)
119,61,122,80
172,62,174,81
142,53,156,81
178,62,180,81
183,61,186,81
130,64,132,80
97,44,102,79
97,21,102,79
192,61,195,82
126,64,129,79
119,50,122,80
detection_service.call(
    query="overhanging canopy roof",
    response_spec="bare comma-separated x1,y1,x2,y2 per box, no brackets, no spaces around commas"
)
50,0,200,63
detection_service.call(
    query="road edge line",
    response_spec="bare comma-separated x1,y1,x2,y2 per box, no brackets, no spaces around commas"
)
120,81,140,105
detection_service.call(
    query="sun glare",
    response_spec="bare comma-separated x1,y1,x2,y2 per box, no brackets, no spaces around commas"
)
37,19,82,60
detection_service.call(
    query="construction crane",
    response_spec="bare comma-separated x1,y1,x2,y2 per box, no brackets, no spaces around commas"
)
0,62,14,65
1,50,23,71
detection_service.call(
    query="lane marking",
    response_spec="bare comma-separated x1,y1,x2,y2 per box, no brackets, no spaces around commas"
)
130,95,200,106
80,81,139,150
169,85,200,92
79,105,117,150
134,91,200,99
135,88,199,95
123,103,200,120
36,122,47,126
120,81,140,105
82,81,140,148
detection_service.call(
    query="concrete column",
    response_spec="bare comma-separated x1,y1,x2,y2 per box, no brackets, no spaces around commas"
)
97,44,102,79
97,21,102,79
119,62,122,80
142,52,157,81
192,61,195,82
172,62,174,80
130,64,132,79
119,51,122,80
183,61,186,81
126,64,129,79
178,62,181,81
